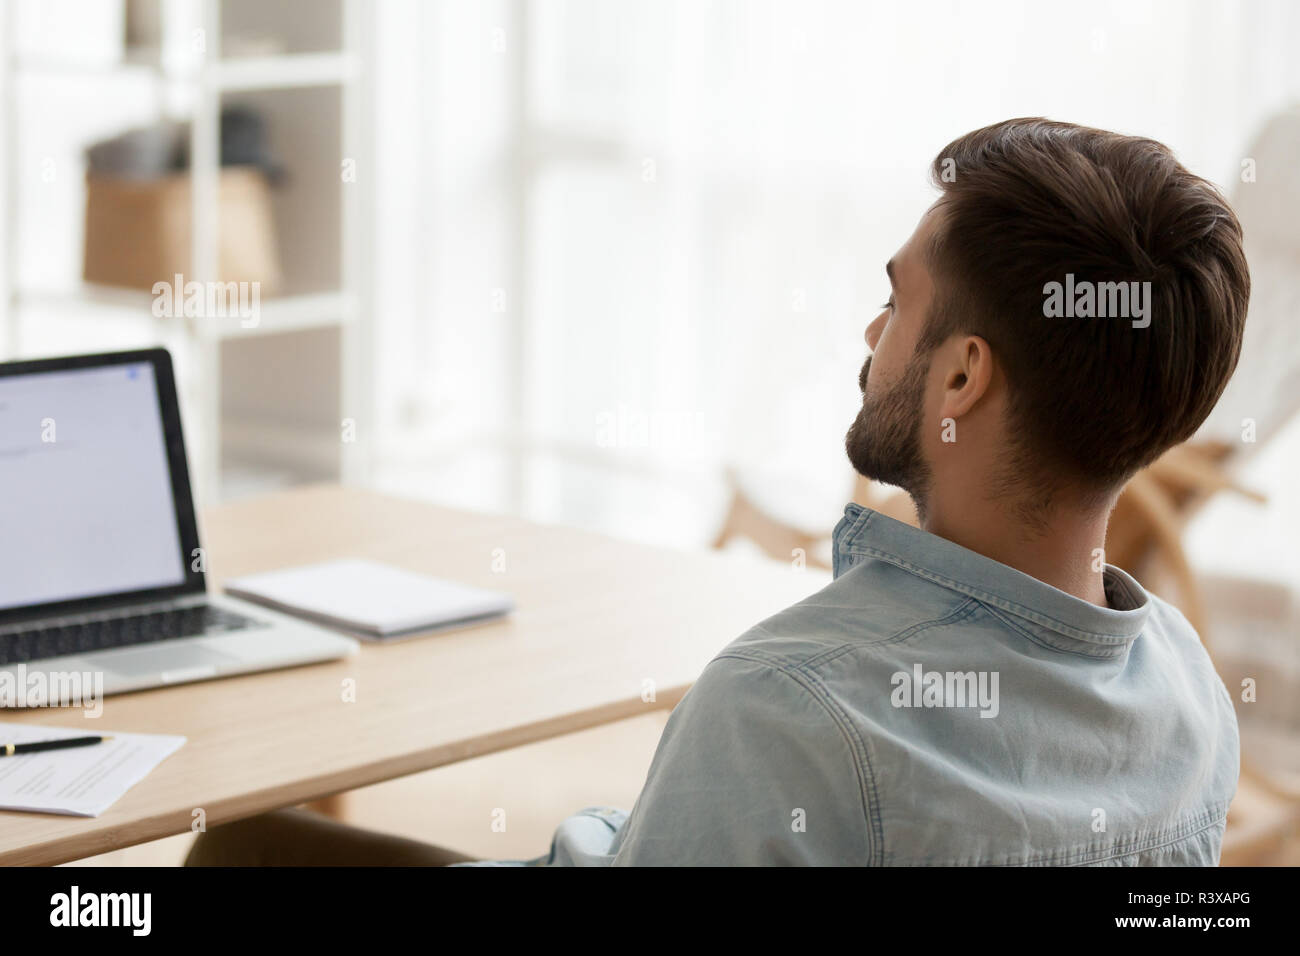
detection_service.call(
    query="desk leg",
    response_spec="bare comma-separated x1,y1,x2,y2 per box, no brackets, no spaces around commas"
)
305,793,349,820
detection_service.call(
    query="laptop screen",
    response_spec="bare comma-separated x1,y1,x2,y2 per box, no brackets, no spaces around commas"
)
0,361,188,612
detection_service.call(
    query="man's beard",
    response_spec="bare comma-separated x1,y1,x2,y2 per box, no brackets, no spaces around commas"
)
844,353,932,507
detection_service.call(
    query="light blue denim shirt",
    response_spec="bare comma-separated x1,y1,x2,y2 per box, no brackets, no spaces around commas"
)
467,502,1239,866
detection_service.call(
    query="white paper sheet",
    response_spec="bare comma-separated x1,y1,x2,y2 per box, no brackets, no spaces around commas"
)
0,723,184,817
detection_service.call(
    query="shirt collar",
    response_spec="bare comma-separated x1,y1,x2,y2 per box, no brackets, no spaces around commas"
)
832,502,1151,657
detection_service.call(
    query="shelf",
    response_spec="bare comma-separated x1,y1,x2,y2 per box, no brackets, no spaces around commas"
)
211,291,357,338
215,52,357,92
13,287,356,339
14,47,168,77
14,50,356,92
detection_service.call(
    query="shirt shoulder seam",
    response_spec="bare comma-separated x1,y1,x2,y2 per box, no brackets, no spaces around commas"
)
845,543,1137,644
749,596,982,670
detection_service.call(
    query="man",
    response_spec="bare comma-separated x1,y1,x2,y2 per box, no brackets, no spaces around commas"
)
190,117,1246,866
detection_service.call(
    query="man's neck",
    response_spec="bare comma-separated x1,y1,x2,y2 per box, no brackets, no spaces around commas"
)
918,492,1112,608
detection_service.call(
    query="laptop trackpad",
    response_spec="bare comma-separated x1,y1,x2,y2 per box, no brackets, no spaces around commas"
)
103,644,238,679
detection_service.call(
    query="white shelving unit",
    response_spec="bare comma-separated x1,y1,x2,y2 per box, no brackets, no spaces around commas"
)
0,0,375,505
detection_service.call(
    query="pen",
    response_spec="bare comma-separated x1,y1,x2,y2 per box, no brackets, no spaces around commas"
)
1,735,113,757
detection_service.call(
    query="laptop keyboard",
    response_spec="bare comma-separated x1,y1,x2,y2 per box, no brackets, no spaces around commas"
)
0,604,264,666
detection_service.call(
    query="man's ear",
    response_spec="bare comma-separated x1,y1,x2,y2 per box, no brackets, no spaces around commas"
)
937,335,994,420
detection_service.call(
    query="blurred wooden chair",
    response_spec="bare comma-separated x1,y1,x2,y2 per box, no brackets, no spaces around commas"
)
712,476,837,569
1101,441,1265,641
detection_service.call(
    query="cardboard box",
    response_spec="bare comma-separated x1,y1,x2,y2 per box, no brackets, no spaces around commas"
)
83,168,281,294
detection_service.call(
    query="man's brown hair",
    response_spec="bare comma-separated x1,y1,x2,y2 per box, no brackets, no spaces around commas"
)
922,117,1250,496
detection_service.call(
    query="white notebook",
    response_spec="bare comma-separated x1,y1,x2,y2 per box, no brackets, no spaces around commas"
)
224,558,514,641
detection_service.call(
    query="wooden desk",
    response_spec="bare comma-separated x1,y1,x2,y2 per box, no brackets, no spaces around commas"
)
0,485,827,865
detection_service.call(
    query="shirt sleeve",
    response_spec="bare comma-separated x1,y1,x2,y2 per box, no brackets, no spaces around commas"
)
609,651,874,865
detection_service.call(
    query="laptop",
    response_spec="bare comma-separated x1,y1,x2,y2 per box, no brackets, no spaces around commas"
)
0,347,358,703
